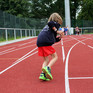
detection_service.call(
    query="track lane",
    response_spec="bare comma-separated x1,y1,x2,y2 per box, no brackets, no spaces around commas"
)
0,38,37,51
0,39,65,93
67,35,93,93
0,38,37,72
0,34,93,93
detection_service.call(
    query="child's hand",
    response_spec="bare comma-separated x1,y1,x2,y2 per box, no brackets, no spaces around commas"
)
57,31,64,38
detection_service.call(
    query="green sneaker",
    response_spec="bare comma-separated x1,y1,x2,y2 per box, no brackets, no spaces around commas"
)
39,73,50,81
42,66,53,80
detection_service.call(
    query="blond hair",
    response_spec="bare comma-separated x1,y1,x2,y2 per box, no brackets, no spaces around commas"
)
48,13,63,25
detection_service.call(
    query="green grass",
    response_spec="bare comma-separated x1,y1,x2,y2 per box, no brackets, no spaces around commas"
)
8,37,15,41
84,33,93,34
0,36,32,43
0,38,6,42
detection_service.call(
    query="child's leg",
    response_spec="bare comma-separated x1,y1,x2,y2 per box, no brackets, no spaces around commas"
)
41,52,58,80
42,56,49,68
48,52,58,68
39,56,50,81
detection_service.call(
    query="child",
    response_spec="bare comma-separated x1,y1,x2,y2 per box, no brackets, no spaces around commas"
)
37,13,64,81
75,26,80,35
64,26,69,35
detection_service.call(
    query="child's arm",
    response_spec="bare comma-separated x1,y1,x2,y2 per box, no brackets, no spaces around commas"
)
57,31,64,38
52,27,64,38
48,21,64,37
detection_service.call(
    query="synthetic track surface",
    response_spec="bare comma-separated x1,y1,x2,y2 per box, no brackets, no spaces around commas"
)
0,34,93,93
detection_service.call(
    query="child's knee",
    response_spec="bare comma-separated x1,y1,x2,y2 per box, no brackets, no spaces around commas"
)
54,54,58,61
56,55,58,60
52,53,58,58
43,57,49,63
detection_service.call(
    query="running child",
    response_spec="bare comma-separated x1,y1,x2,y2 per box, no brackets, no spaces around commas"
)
37,13,64,81
75,26,80,35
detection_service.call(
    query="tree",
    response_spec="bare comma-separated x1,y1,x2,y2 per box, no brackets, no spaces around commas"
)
70,0,83,20
29,0,65,19
77,0,93,20
0,0,82,21
0,0,30,17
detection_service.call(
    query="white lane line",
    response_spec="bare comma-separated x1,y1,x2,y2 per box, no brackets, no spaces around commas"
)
13,47,37,64
65,42,79,93
0,47,38,75
88,45,93,49
0,39,36,49
64,39,74,43
70,36,86,45
63,36,87,43
0,47,15,54
61,39,65,63
0,44,20,49
65,38,88,93
69,77,93,79
0,40,62,75
0,44,36,55
70,36,93,50
18,40,36,47
65,37,92,93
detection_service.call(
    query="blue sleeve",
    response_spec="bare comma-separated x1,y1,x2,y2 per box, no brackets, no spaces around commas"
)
48,21,60,30
64,28,68,31
48,21,55,29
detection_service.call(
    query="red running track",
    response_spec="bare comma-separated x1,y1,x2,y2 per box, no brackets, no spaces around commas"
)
0,34,93,93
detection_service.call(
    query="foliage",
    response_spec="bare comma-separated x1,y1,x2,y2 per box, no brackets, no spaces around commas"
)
30,0,65,18
77,0,93,20
70,0,83,20
0,0,30,17
0,0,92,28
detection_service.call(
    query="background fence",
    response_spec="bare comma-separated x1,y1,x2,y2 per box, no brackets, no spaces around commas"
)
0,10,93,29
70,27,93,35
0,10,93,42
0,10,48,29
0,10,46,42
71,20,93,28
0,28,41,42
